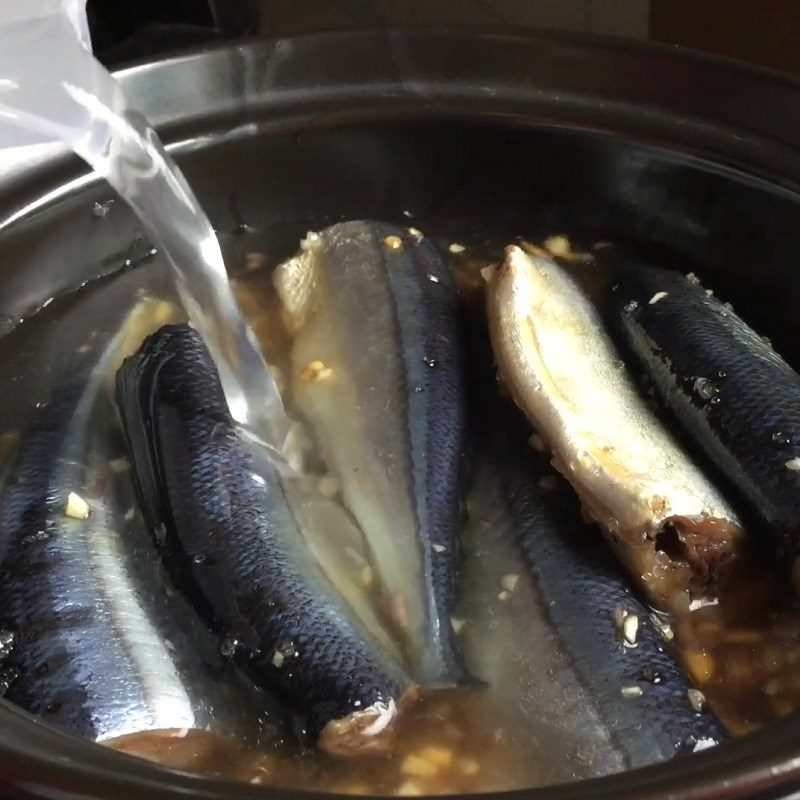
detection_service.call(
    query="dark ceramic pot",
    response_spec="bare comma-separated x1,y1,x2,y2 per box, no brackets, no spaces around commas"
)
1,28,799,800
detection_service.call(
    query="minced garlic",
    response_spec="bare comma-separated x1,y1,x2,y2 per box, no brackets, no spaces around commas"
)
383,235,404,251
64,492,90,520
301,361,333,382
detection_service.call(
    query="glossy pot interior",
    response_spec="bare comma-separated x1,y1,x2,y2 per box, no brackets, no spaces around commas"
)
1,28,800,800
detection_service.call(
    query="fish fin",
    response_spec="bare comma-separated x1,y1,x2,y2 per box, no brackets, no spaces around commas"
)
281,473,405,668
114,345,170,536
273,250,318,333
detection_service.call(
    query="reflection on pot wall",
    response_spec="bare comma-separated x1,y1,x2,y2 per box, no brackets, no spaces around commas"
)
255,0,650,39
252,0,800,79
649,0,800,77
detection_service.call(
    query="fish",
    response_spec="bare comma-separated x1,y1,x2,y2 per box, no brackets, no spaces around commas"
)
510,462,728,765
494,447,727,767
0,303,277,746
485,245,744,612
612,264,800,586
273,221,467,685
458,318,726,774
115,324,411,755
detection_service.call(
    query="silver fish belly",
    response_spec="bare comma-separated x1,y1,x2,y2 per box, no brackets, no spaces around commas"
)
274,221,467,685
485,245,744,612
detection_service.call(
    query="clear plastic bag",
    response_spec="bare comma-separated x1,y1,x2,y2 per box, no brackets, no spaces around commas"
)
0,0,288,448
0,1,115,156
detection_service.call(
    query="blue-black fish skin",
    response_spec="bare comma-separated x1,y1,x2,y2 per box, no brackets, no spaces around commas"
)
116,324,407,750
612,265,800,565
0,370,273,744
512,475,726,765
375,222,468,685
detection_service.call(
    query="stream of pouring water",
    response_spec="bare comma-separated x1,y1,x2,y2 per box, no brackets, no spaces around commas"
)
0,1,290,451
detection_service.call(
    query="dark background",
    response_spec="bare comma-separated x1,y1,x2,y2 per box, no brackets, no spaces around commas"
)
87,0,800,79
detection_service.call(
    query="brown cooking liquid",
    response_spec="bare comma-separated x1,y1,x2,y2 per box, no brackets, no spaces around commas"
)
2,235,800,794
107,692,520,794
106,555,800,794
672,549,800,734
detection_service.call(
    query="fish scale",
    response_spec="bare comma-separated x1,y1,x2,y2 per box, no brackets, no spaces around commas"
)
414,231,465,627
613,264,800,574
0,321,273,744
274,221,467,685
378,222,467,682
513,475,726,765
116,325,409,753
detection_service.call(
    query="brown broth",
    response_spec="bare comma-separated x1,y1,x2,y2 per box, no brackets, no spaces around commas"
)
672,551,800,734
1,233,799,794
